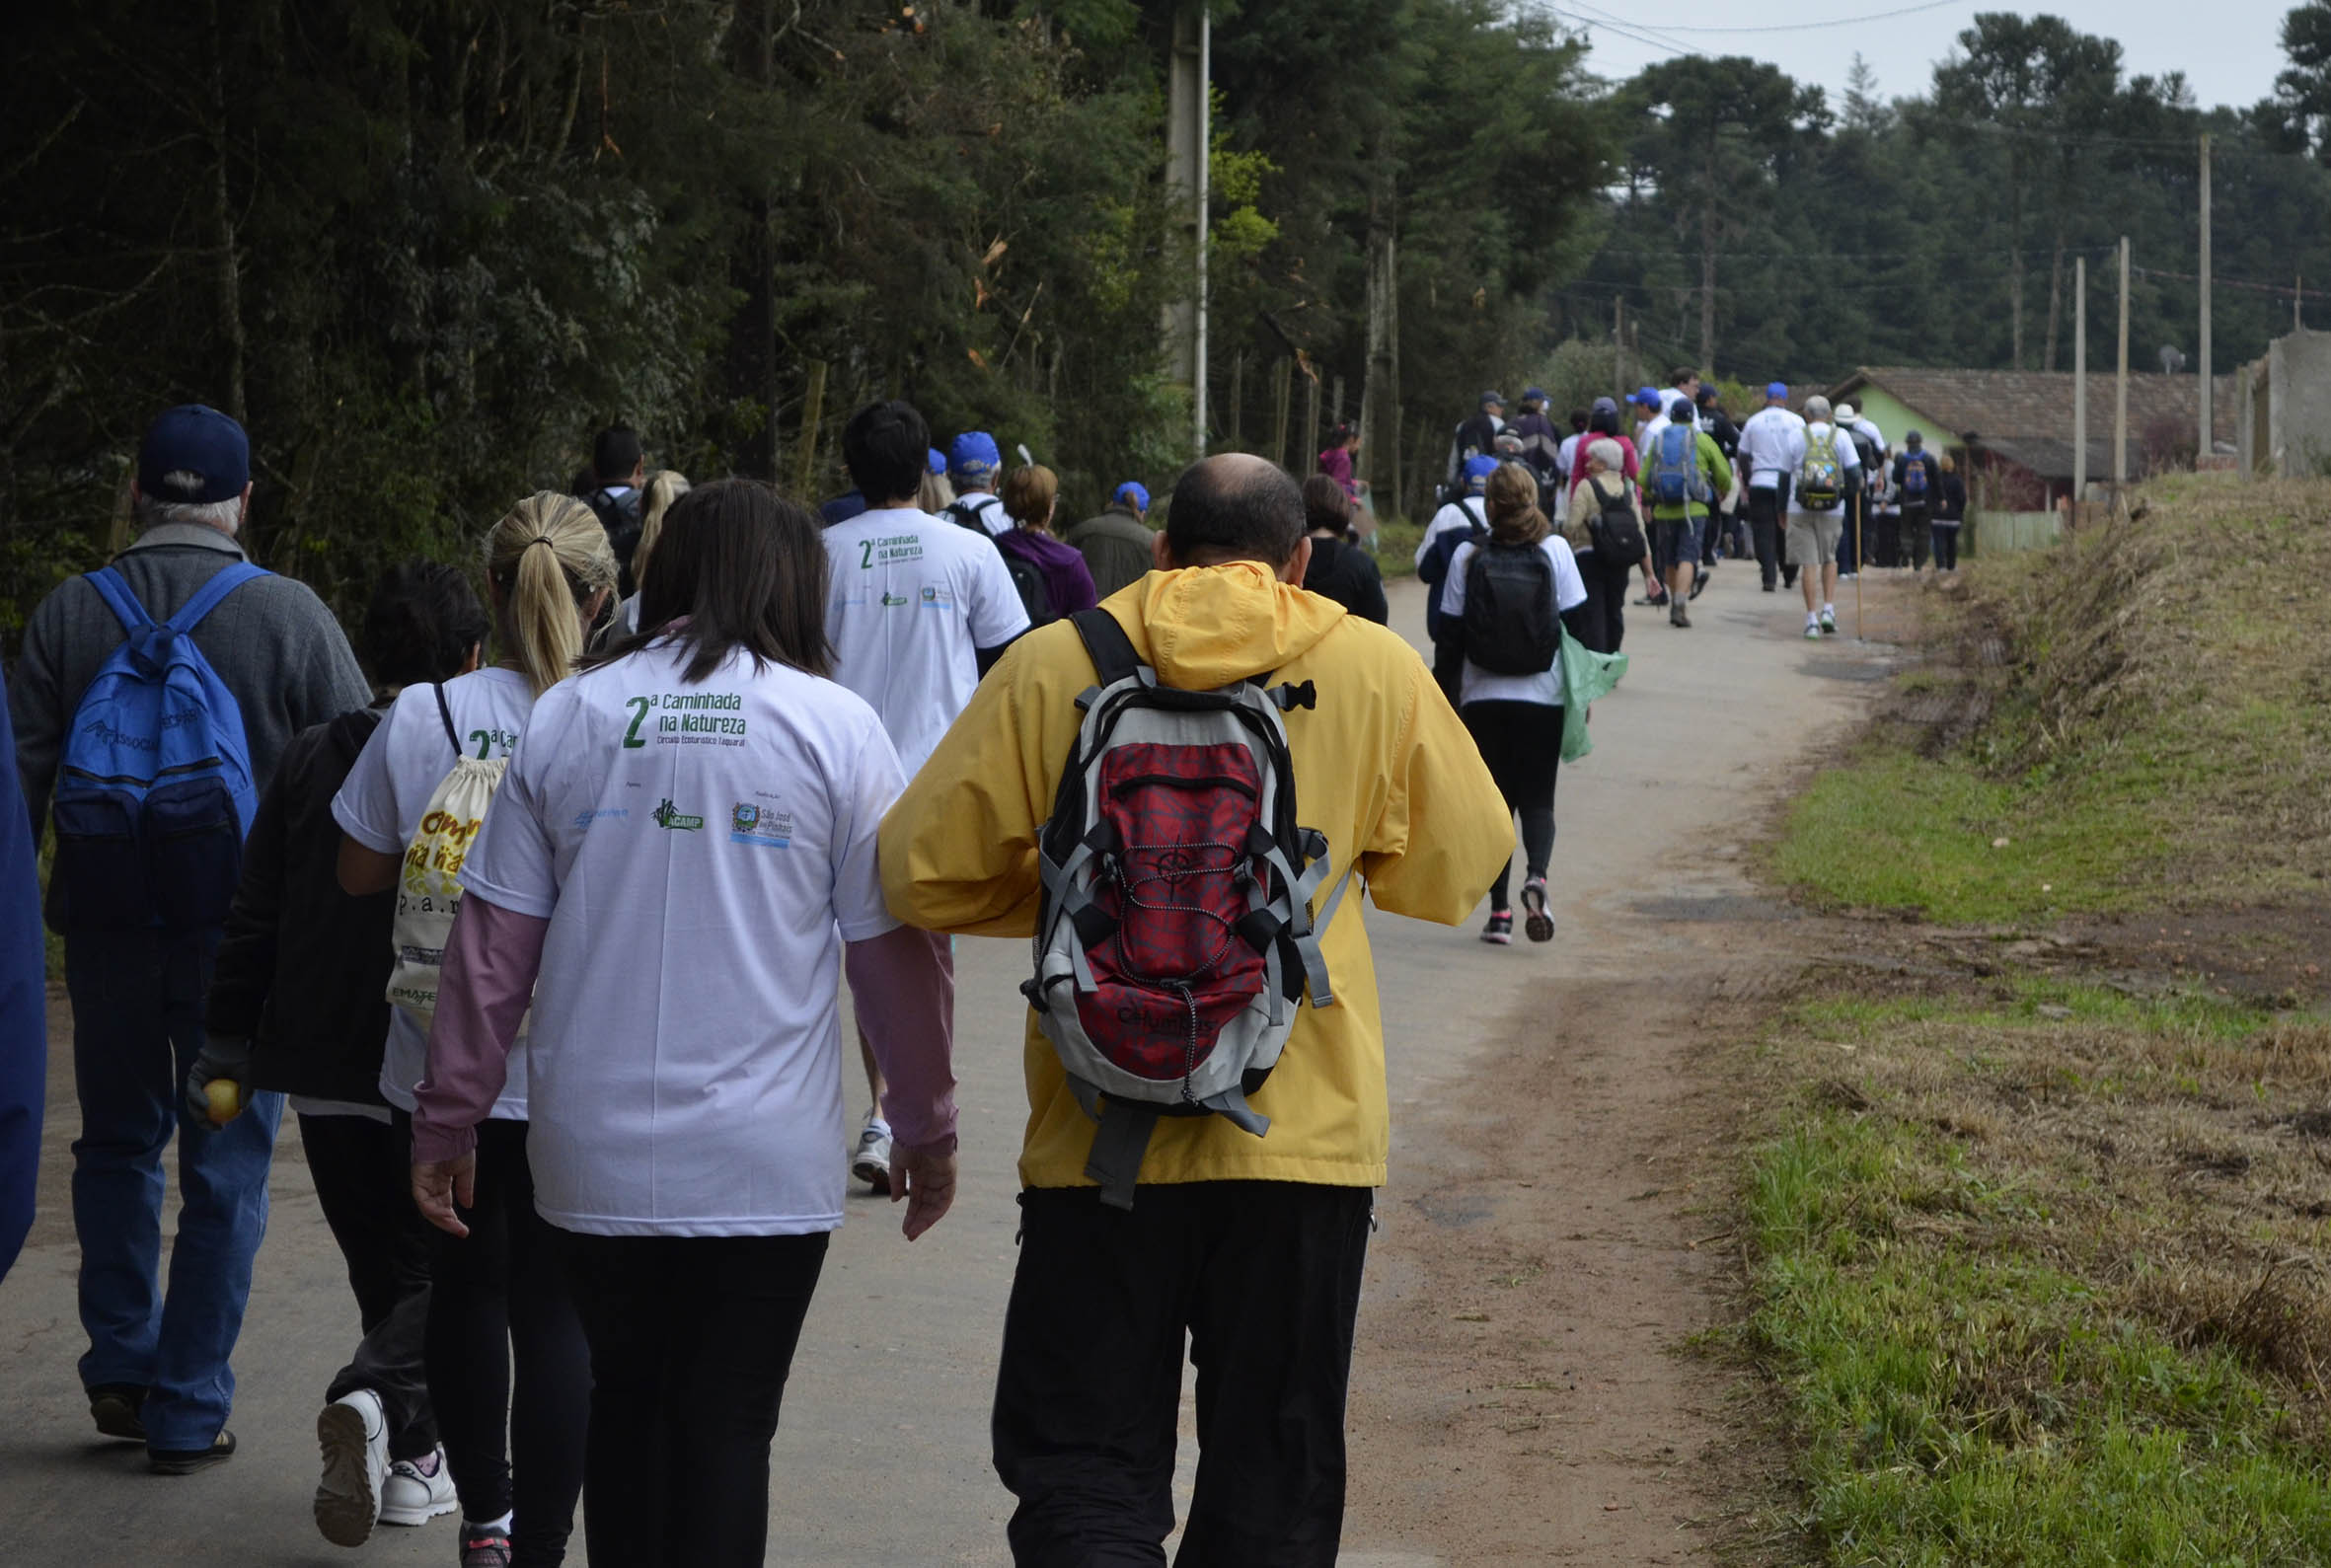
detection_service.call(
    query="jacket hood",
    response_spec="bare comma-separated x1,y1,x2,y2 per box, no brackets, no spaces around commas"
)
1120,561,1346,688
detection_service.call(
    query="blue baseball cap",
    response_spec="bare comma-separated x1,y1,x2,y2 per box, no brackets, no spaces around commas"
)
1461,455,1499,493
1766,381,1790,400
948,431,1001,484
1630,386,1661,409
1522,387,1547,403
927,447,947,475
1113,481,1150,512
138,404,250,504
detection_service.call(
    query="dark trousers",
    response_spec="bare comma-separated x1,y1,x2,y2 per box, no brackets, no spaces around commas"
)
67,928,282,1453
301,1112,436,1460
1576,549,1633,653
563,1231,829,1567
1872,509,1902,567
1430,634,1465,708
1932,523,1961,570
1840,485,1863,573
410,1115,588,1562
1462,701,1561,912
1904,504,1931,568
1748,485,1784,588
995,1182,1373,1568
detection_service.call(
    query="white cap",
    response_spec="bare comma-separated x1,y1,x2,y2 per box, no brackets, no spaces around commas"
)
1835,403,1857,422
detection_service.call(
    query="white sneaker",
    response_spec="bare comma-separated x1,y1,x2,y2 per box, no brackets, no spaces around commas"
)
314,1389,389,1547
380,1443,457,1526
851,1113,894,1195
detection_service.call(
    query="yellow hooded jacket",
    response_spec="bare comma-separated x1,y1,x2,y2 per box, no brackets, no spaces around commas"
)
879,561,1515,1189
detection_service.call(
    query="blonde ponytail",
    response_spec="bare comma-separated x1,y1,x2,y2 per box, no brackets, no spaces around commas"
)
484,491,617,696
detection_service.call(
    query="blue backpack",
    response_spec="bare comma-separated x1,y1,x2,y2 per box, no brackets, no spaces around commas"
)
46,562,267,933
1649,423,1704,507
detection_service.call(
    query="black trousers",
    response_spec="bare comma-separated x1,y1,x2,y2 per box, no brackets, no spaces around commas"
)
409,1115,589,1562
1461,701,1561,912
1748,485,1784,588
300,1112,437,1460
1904,503,1931,568
1575,548,1634,653
563,1231,829,1567
1932,522,1961,570
995,1182,1374,1568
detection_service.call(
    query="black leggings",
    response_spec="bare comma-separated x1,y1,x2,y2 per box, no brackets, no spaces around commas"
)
1575,548,1634,653
563,1231,829,1567
1462,700,1561,911
414,1116,590,1564
1932,523,1960,569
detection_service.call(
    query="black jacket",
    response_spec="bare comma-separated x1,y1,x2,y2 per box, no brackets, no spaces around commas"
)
206,706,396,1102
1302,536,1390,625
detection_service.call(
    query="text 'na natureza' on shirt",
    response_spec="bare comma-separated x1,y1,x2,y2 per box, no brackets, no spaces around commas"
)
332,665,536,1117
877,562,1516,1192
819,506,1030,779
453,641,912,1236
1438,536,1591,709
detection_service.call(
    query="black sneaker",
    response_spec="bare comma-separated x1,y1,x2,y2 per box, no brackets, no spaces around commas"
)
1521,879,1555,943
1689,567,1709,600
460,1522,515,1567
151,1430,237,1475
88,1383,147,1443
1480,911,1514,946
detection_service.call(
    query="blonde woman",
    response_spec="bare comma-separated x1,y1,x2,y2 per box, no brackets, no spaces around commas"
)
335,492,616,1566
995,463,1097,623
619,470,692,634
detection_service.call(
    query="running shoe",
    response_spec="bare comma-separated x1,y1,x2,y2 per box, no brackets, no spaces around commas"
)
1480,911,1514,945
315,1389,389,1545
459,1522,514,1567
851,1113,893,1196
1689,567,1708,601
1819,609,1838,635
88,1383,146,1443
150,1430,237,1475
1670,604,1691,629
380,1444,457,1528
1520,879,1555,943
1804,623,1822,640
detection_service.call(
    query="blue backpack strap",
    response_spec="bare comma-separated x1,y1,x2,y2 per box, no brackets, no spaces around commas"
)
164,560,266,636
81,567,154,635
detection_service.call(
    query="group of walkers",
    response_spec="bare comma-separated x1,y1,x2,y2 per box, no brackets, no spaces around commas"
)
2,396,1545,1567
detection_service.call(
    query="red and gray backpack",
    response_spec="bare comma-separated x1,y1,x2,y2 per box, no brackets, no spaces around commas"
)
1023,609,1352,1209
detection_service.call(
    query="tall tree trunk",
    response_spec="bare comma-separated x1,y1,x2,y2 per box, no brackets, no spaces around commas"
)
2043,229,2067,372
2008,174,2026,371
204,0,247,424
1698,145,1717,372
1360,161,1398,505
750,0,781,480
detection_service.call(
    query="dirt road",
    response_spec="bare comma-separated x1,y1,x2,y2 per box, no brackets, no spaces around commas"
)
0,560,1899,1564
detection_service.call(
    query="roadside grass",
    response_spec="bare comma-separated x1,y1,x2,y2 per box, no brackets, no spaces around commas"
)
1375,519,1423,579
1774,478,2331,923
1742,976,2331,1565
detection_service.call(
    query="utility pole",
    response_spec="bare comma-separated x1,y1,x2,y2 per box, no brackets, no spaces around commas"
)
2073,255,2087,513
2199,132,2213,465
2115,236,2131,491
1614,295,1626,401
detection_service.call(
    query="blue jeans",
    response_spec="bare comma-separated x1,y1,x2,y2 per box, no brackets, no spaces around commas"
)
67,928,282,1451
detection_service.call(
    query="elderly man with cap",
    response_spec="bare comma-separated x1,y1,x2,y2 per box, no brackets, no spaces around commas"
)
10,405,370,1472
944,431,1012,537
1735,381,1806,593
1443,390,1507,496
1064,481,1158,601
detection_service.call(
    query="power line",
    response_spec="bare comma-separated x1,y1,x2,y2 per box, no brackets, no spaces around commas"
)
1572,0,1967,35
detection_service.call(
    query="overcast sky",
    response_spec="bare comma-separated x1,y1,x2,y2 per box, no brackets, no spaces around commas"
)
1545,1,2290,116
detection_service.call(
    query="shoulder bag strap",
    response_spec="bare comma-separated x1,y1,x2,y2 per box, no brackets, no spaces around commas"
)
431,683,462,755
81,566,154,635
1069,608,1143,688
164,560,267,636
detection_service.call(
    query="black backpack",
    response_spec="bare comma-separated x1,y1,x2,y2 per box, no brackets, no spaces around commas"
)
1000,540,1056,627
583,486,645,594
945,495,1005,536
1461,540,1560,676
1586,476,1647,566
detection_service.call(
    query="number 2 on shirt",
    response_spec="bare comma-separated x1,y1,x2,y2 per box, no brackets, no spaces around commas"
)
623,695,653,749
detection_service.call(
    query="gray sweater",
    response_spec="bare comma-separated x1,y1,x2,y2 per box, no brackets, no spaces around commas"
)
11,522,372,837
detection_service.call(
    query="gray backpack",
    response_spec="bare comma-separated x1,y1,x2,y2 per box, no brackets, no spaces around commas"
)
1021,610,1353,1208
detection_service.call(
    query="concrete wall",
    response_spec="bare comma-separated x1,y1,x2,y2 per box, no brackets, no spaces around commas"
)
2266,330,2331,478
1966,509,2059,558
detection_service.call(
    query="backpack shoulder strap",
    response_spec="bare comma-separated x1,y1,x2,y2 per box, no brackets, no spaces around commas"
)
431,683,462,755
82,566,154,635
164,560,266,636
1069,608,1143,687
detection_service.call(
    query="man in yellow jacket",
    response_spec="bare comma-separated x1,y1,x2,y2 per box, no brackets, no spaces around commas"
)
880,453,1513,1565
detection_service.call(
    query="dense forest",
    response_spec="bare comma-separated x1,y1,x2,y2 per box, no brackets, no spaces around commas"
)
6,2,2330,632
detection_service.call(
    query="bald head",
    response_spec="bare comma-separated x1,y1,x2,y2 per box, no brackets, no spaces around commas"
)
1164,453,1306,568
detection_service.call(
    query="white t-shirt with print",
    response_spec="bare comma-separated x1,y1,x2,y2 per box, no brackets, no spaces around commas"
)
333,666,537,1117
1737,407,1807,490
821,506,1028,780
1439,535,1590,708
457,641,905,1237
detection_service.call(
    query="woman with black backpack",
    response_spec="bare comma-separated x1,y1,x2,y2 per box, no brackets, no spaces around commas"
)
1565,437,1644,653
1436,462,1592,946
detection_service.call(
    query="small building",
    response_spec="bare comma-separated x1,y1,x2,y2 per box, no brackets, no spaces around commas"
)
1826,366,2239,511
2236,330,2331,479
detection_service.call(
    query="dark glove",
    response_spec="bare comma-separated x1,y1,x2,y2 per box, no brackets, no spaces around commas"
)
186,1037,254,1125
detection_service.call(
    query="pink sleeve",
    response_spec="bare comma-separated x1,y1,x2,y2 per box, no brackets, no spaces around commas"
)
845,926,958,1153
1619,436,1640,480
410,895,548,1165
